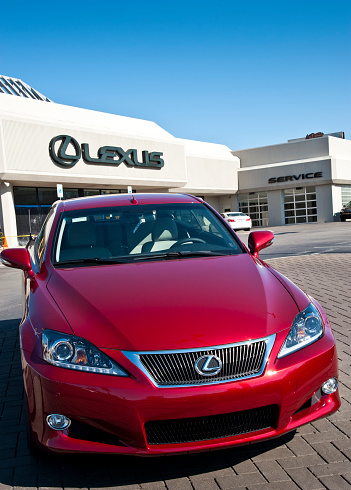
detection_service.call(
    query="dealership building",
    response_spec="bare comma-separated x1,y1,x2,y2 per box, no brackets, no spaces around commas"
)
0,75,350,247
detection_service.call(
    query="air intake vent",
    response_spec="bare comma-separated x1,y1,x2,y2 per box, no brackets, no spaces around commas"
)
145,405,277,445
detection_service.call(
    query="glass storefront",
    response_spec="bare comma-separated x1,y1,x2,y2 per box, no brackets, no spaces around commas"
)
238,192,269,227
13,186,135,244
284,186,317,224
13,187,53,244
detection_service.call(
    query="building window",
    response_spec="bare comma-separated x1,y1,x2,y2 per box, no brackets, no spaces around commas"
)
238,192,269,227
13,186,50,244
284,187,317,224
100,189,136,195
38,188,58,206
341,186,351,206
63,188,80,200
13,186,139,243
84,189,100,196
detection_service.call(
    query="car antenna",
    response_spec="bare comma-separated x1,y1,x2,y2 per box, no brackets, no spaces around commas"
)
131,195,138,204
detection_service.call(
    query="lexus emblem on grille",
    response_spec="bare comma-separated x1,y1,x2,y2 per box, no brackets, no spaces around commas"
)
194,355,222,376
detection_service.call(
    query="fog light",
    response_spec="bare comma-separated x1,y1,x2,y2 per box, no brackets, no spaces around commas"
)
46,414,71,430
321,378,338,395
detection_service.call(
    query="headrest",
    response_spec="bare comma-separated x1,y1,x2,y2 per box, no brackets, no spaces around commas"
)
67,221,96,248
152,217,178,241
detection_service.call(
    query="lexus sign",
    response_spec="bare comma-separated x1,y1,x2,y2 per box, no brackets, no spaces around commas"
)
49,135,164,169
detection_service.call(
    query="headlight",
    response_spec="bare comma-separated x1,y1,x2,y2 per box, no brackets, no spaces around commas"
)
278,303,324,358
42,330,128,376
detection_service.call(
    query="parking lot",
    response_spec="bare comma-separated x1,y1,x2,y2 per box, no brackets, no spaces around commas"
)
237,221,351,260
0,225,351,489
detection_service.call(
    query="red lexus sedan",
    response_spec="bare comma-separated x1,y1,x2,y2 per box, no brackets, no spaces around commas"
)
0,193,340,455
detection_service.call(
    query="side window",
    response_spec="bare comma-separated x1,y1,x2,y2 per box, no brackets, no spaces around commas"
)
34,206,56,266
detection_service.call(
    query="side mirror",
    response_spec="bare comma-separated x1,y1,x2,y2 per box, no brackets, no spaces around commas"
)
0,248,33,273
248,231,274,258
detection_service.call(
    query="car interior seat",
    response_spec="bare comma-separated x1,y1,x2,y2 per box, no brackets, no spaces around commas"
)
141,217,178,253
105,222,127,256
59,221,111,261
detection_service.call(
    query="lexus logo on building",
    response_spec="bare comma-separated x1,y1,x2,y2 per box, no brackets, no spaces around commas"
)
49,135,81,167
194,355,222,376
49,135,164,169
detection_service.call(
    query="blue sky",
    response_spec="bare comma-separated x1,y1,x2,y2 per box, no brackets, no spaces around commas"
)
1,0,350,149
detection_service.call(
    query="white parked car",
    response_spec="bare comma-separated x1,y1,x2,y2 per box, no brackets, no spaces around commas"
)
221,212,252,231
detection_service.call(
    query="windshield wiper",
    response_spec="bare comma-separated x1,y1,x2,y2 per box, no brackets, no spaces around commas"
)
56,250,238,266
133,250,237,261
55,257,131,266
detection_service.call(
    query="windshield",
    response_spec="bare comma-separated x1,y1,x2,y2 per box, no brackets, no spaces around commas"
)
53,202,245,266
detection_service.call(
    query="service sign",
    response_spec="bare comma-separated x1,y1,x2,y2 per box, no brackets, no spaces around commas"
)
268,171,323,184
49,135,164,169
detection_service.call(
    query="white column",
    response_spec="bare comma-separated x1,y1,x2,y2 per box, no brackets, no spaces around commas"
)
316,185,334,222
218,195,237,213
204,196,220,211
267,190,284,226
0,182,18,247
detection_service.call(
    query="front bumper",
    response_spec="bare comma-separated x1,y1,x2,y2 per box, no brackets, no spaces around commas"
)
22,323,340,455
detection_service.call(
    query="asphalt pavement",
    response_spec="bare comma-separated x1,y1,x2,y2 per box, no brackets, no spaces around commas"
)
237,221,351,259
0,225,351,489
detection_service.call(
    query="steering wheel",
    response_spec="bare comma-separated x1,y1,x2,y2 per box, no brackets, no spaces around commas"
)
169,238,206,249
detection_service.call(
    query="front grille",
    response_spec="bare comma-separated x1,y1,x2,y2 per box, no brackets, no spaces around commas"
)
138,337,271,386
145,405,277,445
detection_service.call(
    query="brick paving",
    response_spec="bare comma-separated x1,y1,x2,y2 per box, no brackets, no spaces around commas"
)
0,253,350,489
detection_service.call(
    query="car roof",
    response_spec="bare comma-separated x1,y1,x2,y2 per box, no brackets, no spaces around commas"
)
56,193,202,212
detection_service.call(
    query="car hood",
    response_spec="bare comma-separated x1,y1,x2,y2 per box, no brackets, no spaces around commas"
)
47,254,304,351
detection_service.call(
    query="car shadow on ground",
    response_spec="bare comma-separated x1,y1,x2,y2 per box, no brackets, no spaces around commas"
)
25,433,296,488
0,319,296,488
0,317,22,331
